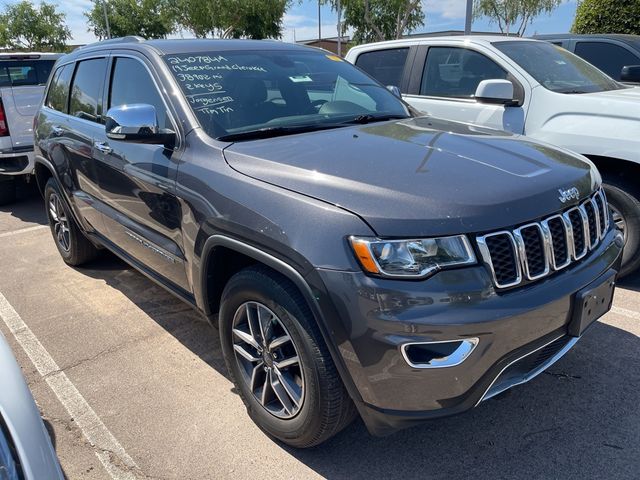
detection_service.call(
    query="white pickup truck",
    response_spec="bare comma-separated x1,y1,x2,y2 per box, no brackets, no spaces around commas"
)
346,36,640,276
0,53,61,205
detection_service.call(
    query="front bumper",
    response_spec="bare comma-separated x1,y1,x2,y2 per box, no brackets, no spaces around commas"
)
0,149,34,176
309,228,623,436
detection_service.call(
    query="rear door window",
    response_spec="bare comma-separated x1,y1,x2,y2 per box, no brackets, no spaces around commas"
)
0,60,56,87
45,64,74,113
355,48,409,89
574,41,640,80
69,58,108,122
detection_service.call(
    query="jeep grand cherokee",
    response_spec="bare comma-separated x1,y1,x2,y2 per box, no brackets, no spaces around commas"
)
33,37,623,447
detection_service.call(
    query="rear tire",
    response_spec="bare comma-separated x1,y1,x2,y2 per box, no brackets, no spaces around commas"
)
44,178,99,266
603,179,640,278
0,176,16,206
219,266,356,448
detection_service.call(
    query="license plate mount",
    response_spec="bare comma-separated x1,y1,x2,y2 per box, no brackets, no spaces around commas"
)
569,270,617,337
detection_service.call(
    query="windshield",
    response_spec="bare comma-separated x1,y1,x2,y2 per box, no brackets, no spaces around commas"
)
494,41,624,93
164,49,410,139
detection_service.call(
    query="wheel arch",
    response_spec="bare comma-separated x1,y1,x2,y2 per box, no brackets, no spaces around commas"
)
584,154,640,196
199,235,365,405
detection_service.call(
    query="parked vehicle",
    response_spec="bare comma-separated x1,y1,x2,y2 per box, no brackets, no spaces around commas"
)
0,331,64,479
346,36,640,277
0,53,61,205
34,37,623,447
534,34,640,85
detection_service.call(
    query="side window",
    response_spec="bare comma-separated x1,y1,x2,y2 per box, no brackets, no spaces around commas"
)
574,42,640,80
420,47,508,98
355,48,409,89
69,58,107,122
109,57,170,129
45,64,74,113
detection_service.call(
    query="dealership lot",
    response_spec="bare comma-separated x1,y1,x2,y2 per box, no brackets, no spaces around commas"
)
1,186,639,480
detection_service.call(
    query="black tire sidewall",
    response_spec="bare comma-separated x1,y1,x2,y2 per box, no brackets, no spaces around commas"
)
603,182,640,277
44,179,77,263
219,271,326,444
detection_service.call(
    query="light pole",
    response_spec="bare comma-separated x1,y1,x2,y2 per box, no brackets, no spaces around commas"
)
336,0,341,56
102,0,111,39
464,0,473,35
318,0,321,42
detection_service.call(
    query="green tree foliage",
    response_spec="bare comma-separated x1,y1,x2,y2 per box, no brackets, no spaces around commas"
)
328,0,424,43
174,0,291,39
86,0,176,39
0,1,71,51
474,0,562,36
573,0,640,35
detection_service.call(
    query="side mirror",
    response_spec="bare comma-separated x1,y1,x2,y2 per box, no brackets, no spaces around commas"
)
474,79,515,105
386,85,401,98
621,65,640,83
105,104,175,148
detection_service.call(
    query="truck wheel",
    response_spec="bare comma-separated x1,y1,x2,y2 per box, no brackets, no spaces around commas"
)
603,180,640,278
219,266,356,448
44,178,99,266
0,176,16,206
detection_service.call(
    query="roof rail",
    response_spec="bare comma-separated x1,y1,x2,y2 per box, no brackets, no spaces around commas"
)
77,36,145,50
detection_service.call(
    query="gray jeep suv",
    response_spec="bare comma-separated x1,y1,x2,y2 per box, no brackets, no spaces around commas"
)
33,37,623,447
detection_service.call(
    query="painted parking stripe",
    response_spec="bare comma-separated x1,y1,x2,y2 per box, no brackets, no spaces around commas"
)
0,291,138,480
611,305,640,322
0,225,48,238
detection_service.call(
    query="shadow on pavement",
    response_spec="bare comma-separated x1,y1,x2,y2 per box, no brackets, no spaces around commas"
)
618,270,640,293
76,256,639,479
0,180,47,226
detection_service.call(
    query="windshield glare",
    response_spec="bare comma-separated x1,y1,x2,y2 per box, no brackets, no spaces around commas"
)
494,41,624,93
164,50,409,139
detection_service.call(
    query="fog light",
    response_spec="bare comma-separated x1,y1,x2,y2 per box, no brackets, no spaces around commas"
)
401,339,478,369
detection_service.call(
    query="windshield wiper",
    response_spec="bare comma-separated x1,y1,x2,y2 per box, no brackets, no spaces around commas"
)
345,113,410,124
217,123,348,142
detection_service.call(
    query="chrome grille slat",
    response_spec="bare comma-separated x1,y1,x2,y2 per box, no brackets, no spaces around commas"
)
477,188,610,289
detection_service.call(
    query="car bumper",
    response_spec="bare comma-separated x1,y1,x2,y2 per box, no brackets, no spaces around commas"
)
0,149,34,176
309,228,624,436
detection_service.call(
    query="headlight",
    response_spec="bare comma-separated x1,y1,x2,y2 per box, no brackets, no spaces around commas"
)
349,235,476,278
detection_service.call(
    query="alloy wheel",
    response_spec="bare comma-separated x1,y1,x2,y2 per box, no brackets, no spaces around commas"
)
49,192,70,252
231,301,305,419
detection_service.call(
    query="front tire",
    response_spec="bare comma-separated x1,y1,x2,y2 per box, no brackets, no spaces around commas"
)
603,180,640,278
44,178,99,266
219,266,356,448
0,176,16,206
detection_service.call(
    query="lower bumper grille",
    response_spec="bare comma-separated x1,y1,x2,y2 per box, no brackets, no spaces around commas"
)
481,335,578,402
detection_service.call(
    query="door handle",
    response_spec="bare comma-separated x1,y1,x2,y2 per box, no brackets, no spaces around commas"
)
51,125,64,137
94,141,112,154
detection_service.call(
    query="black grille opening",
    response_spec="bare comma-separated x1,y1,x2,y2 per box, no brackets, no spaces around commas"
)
568,210,586,255
548,217,568,266
594,194,607,236
583,202,598,246
485,234,518,286
520,226,546,277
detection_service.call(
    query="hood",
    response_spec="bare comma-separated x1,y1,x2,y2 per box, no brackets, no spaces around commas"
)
223,117,598,237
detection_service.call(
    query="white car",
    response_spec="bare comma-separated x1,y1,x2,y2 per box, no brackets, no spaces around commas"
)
0,53,62,205
346,36,640,276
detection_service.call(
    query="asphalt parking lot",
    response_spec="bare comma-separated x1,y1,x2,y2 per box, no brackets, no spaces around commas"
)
0,183,639,480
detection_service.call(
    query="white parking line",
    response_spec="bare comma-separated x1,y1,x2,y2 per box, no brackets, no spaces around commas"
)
0,291,138,480
0,225,48,238
611,305,640,322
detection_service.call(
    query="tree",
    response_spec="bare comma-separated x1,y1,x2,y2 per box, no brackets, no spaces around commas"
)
174,0,291,39
0,1,71,51
86,0,176,40
573,0,640,35
474,0,562,36
328,0,424,44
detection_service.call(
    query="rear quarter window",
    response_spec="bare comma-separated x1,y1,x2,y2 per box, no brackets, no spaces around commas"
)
355,48,409,89
45,64,74,113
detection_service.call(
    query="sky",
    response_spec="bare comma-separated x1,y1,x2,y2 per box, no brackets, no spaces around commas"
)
2,0,579,45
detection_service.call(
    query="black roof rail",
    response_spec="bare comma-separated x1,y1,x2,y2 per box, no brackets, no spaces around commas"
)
77,36,145,50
